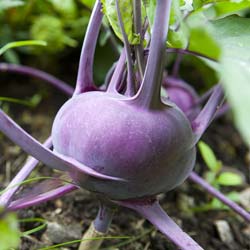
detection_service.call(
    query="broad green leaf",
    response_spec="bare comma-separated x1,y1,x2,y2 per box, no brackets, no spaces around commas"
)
101,0,140,45
168,0,189,48
0,40,47,56
202,0,250,19
0,0,24,10
188,25,221,59
80,0,95,8
198,141,221,172
0,210,20,250
187,12,221,60
217,171,244,186
211,16,250,146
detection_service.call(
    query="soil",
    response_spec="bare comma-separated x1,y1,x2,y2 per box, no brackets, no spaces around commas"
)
0,64,250,250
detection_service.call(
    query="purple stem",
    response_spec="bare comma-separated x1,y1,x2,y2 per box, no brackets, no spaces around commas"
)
0,63,74,96
107,50,126,93
144,48,218,62
133,0,145,79
8,184,77,211
192,84,224,143
135,0,172,109
0,137,52,207
119,199,204,250
94,203,115,233
115,0,135,97
172,53,183,78
189,172,250,222
103,62,117,90
0,109,124,181
74,0,103,95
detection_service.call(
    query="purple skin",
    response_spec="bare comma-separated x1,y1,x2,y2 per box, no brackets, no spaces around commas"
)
52,91,196,200
162,76,200,119
1,0,247,249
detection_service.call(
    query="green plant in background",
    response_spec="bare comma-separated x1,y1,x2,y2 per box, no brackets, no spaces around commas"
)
0,208,20,250
196,141,244,210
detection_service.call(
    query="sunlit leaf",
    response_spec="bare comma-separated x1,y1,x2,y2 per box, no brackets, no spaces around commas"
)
217,171,244,186
0,0,24,10
0,210,20,250
202,0,250,19
211,16,250,146
101,0,140,44
198,141,221,172
0,40,47,56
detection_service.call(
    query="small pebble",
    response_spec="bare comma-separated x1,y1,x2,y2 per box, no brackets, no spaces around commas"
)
214,220,234,245
43,221,82,244
239,188,250,211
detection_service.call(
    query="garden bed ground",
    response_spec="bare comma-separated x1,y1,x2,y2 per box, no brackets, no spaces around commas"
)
0,64,250,250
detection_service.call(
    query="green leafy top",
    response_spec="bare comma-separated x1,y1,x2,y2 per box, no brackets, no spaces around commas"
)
101,0,140,44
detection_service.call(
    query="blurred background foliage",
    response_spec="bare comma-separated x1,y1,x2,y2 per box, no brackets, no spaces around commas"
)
0,0,117,85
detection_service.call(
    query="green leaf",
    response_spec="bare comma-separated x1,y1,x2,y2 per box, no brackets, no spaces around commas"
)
48,0,77,19
0,40,47,56
209,198,228,210
80,0,96,8
202,0,250,19
198,141,221,172
101,0,140,45
31,15,76,53
0,94,42,108
187,12,221,60
0,0,24,10
142,0,156,28
20,218,47,237
0,210,20,250
226,191,240,202
211,16,250,146
217,171,244,186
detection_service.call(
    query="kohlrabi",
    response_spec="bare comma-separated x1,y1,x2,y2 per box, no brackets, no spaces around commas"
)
0,1,249,250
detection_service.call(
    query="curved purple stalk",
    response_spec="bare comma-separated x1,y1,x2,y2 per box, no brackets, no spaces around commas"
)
119,199,204,250
103,62,117,90
144,48,218,62
134,0,172,108
0,137,52,207
115,0,135,97
189,172,250,222
0,109,125,181
172,53,183,78
0,63,74,96
8,184,77,211
107,50,126,93
192,84,224,143
74,0,103,95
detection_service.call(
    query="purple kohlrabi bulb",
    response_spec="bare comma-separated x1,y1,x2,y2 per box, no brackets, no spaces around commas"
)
162,76,200,119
